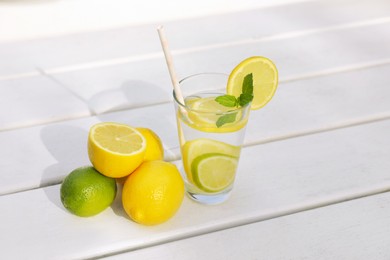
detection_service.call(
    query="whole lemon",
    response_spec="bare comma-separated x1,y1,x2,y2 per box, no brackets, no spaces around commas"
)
122,160,184,225
136,127,164,161
60,166,117,217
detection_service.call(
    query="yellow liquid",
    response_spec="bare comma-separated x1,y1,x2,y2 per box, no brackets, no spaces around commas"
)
182,95,248,133
176,93,250,197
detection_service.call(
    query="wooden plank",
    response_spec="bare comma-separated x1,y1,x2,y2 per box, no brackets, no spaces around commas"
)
173,22,390,80
0,106,174,195
1,22,389,130
103,191,390,260
47,22,390,114
0,64,389,195
1,2,389,131
0,119,389,259
0,75,90,131
1,0,389,77
0,0,309,42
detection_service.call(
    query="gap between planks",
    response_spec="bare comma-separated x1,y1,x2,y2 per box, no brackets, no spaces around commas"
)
0,58,389,134
2,115,390,196
0,16,389,81
88,180,390,259
244,114,390,148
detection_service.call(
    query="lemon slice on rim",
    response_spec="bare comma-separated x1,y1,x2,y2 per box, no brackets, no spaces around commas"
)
227,56,278,110
88,122,146,178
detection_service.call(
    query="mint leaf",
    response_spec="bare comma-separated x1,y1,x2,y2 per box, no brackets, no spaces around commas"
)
214,73,253,127
216,112,237,128
215,95,238,107
238,93,253,107
242,73,253,95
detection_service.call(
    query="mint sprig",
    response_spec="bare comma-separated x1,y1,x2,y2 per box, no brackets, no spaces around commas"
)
214,73,253,127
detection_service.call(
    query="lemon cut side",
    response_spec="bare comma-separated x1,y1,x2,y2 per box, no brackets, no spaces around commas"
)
88,122,146,178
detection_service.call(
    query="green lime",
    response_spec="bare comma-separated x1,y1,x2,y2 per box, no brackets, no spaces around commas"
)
60,166,117,217
191,153,238,193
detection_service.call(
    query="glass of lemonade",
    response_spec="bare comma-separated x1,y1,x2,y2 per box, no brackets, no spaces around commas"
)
173,73,251,204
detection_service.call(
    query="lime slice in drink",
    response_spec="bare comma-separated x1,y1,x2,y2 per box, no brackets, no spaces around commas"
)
182,138,241,183
192,153,238,193
227,56,278,110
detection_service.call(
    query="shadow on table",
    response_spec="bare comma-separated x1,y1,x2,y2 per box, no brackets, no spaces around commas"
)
87,80,169,115
38,79,173,215
91,78,177,161
40,124,89,211
109,184,131,220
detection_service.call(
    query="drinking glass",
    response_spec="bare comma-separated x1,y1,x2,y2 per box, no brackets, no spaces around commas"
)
173,73,251,204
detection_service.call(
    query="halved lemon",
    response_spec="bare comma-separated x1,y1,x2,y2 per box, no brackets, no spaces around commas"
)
227,56,278,110
88,122,146,178
192,153,238,193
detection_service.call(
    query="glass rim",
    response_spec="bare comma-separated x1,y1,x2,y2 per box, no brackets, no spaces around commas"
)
173,73,251,114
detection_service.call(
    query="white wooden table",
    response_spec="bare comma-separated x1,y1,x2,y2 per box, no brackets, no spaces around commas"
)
1,0,390,259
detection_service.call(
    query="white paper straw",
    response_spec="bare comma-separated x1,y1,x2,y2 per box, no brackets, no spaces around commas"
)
157,25,185,104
